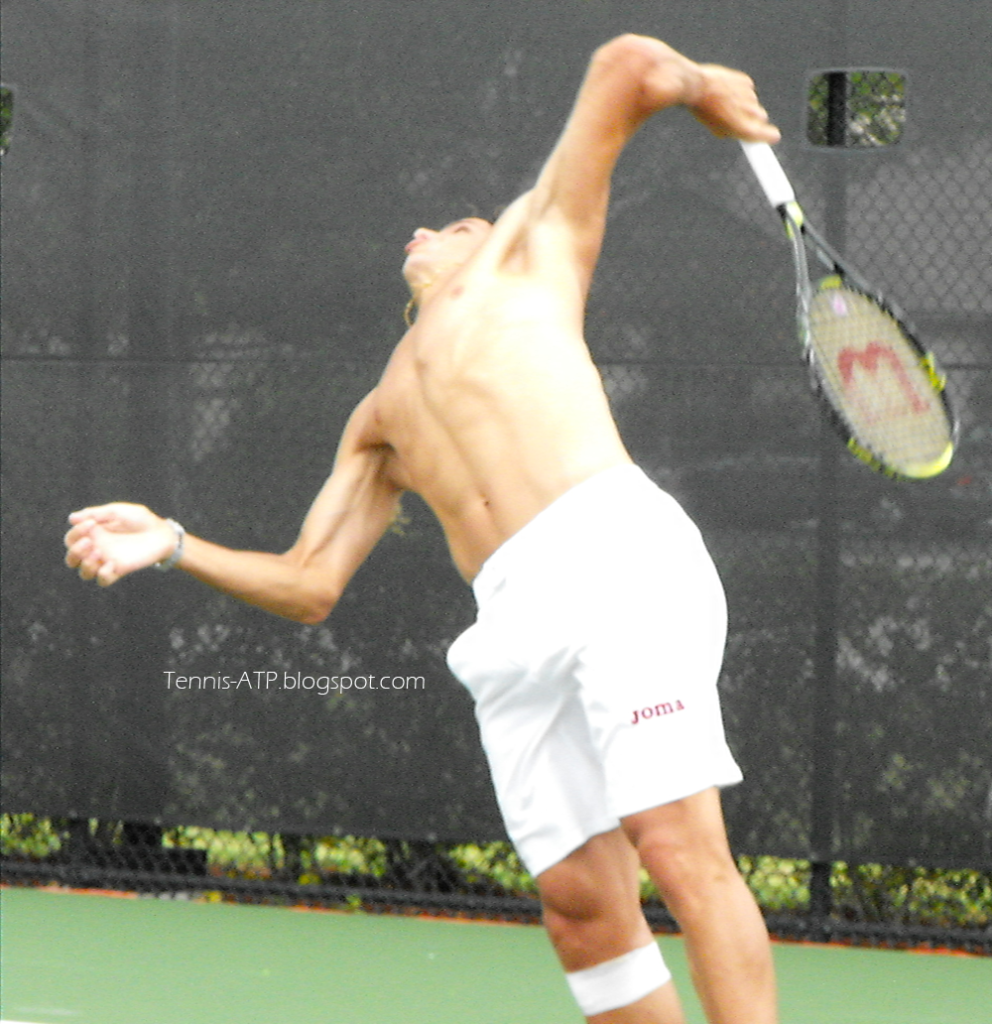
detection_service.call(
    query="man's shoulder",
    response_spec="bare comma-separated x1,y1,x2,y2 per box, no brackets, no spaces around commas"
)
474,189,590,281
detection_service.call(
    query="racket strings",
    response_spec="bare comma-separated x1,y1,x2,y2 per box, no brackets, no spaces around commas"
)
806,284,953,477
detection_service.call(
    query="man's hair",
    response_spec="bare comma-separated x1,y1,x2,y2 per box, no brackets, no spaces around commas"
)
450,201,495,225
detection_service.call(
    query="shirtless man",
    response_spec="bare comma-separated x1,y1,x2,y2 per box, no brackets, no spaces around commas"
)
65,34,780,1023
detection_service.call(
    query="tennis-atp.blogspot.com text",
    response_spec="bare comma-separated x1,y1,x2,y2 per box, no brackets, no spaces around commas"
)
163,670,427,695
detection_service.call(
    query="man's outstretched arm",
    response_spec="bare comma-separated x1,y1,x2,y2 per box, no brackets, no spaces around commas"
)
519,34,780,286
64,392,402,624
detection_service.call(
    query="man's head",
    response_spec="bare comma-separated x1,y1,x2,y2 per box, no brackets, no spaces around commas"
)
402,217,493,299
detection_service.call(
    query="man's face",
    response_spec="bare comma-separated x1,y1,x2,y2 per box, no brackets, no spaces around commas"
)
402,217,493,288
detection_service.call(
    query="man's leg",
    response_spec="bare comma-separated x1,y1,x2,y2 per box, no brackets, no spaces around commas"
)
537,828,686,1024
622,788,778,1024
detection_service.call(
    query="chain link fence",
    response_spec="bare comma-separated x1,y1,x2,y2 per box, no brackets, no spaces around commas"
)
2,0,990,949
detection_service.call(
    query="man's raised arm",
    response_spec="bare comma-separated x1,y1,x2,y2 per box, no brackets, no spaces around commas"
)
521,34,780,284
64,392,402,624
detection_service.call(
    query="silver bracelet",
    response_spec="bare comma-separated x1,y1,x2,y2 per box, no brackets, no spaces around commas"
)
155,518,186,571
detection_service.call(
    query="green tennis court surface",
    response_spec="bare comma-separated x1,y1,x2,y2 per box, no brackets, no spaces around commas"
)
1,887,988,1023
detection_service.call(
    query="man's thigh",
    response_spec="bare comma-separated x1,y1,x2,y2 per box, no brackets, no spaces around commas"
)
621,788,739,897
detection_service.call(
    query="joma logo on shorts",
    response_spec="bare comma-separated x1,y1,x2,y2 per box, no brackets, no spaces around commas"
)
630,700,685,726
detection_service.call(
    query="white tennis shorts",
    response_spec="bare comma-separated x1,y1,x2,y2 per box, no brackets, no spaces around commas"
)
446,465,743,879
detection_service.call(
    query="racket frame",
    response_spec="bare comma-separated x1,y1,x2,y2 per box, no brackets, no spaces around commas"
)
739,141,956,479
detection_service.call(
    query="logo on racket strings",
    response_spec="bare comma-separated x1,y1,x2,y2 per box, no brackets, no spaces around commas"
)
837,341,929,424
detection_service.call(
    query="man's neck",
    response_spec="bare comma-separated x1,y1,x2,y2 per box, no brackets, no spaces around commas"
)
405,263,460,325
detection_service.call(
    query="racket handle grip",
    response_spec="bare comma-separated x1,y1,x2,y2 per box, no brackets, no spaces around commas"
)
739,140,796,209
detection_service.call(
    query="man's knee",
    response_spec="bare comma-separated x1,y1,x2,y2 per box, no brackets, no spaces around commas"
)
537,834,680,1018
537,830,650,971
539,858,623,961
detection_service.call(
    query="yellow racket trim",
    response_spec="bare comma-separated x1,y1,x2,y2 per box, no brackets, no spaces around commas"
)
845,435,954,480
783,201,805,238
920,351,947,392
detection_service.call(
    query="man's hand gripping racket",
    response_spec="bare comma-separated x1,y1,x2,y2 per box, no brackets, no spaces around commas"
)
740,140,956,479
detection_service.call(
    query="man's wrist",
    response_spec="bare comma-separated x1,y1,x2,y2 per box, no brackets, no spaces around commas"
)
679,61,710,113
155,518,186,571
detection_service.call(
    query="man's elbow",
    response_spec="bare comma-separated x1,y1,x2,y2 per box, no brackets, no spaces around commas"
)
277,548,340,624
295,608,330,626
592,34,666,75
591,34,694,112
272,582,336,626
291,587,339,625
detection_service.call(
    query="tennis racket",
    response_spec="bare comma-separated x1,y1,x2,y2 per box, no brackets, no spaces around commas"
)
740,140,956,479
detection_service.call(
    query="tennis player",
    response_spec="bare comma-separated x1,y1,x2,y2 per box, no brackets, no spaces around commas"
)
66,34,780,1023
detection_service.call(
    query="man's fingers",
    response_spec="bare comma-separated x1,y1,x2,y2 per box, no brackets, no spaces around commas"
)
68,506,110,524
64,533,92,568
691,64,781,143
66,535,114,584
96,561,119,587
68,503,133,527
742,121,781,144
77,547,103,581
64,520,96,547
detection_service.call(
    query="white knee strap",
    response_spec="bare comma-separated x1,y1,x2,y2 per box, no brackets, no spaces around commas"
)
566,941,671,1017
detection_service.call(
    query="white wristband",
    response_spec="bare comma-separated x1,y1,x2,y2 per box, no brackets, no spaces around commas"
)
155,518,186,571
